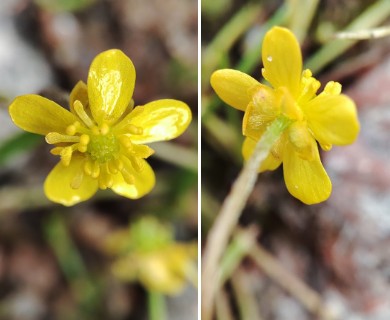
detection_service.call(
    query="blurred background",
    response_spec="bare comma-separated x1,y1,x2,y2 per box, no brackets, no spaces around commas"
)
202,0,390,319
0,0,198,319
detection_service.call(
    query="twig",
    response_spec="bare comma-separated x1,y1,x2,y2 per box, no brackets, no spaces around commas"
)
215,289,234,320
217,226,259,287
231,266,264,320
249,244,337,320
306,0,390,74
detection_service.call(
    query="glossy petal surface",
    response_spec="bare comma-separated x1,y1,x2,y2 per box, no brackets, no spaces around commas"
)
262,27,302,98
88,49,135,125
242,136,282,172
9,95,77,135
111,159,155,199
303,94,360,146
123,99,192,144
283,142,331,204
211,69,259,111
44,156,98,206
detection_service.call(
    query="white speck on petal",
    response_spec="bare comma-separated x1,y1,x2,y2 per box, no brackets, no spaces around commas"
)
267,55,273,62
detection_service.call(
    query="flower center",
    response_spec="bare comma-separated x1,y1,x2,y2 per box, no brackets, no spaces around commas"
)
88,131,120,163
45,100,154,191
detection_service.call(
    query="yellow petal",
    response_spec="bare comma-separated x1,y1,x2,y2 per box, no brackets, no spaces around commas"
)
9,95,78,135
242,137,282,172
139,253,185,294
111,159,155,199
287,121,316,161
69,80,89,114
44,156,98,206
88,49,135,125
262,26,302,98
210,69,260,111
283,141,331,204
243,84,279,140
119,99,192,144
303,94,360,146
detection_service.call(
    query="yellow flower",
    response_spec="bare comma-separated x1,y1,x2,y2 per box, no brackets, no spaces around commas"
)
9,49,192,206
104,217,197,295
210,26,359,204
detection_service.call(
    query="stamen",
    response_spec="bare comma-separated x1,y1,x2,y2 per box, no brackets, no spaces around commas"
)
100,123,110,135
50,147,63,155
132,144,154,158
84,160,93,176
121,167,135,185
92,126,100,136
80,134,90,146
320,142,332,151
60,147,73,166
129,156,144,172
104,164,114,188
91,161,101,179
46,132,80,144
323,81,342,95
98,168,113,189
108,160,119,174
74,100,94,128
71,169,84,189
98,177,107,190
127,124,143,135
78,145,88,153
114,158,124,171
302,69,312,78
66,124,77,136
118,135,133,149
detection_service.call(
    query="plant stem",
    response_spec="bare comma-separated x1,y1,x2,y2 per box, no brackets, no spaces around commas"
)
249,244,335,320
148,291,167,320
201,116,291,320
306,0,390,74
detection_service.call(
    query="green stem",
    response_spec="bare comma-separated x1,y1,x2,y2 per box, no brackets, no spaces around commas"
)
148,291,167,320
217,227,258,287
201,116,291,320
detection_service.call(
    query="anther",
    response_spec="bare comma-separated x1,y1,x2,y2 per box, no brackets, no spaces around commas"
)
60,147,73,166
84,161,93,176
118,135,133,149
50,147,62,155
91,161,101,179
46,132,80,144
92,126,100,136
114,158,124,171
127,124,143,135
74,100,94,128
108,161,119,174
302,69,312,78
121,167,135,185
71,169,84,189
129,156,144,172
324,81,342,95
132,144,154,158
66,124,77,136
100,123,110,135
79,134,90,146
